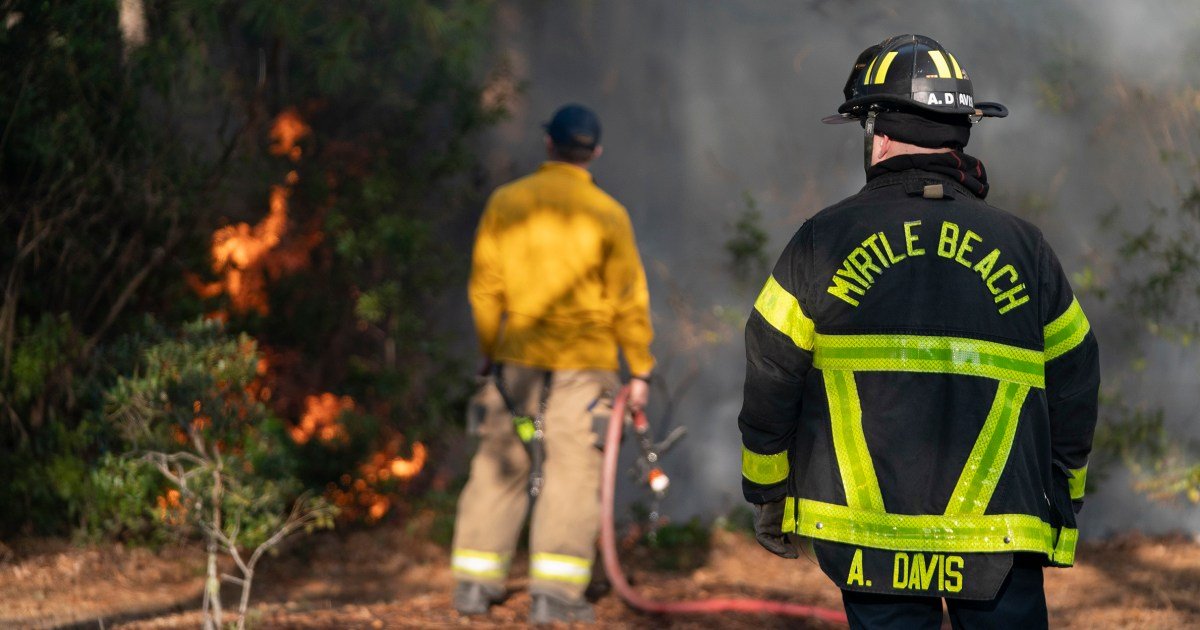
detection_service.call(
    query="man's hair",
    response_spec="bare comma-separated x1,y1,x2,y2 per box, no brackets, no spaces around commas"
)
550,142,597,165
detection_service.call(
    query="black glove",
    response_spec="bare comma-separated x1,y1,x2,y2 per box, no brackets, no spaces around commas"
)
753,499,799,559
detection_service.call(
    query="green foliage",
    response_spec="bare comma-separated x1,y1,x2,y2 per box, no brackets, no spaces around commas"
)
716,504,756,536
0,418,93,536
636,515,712,572
1,0,228,414
1092,157,1200,503
78,454,166,544
107,321,258,444
100,318,335,626
104,318,334,547
1034,38,1086,114
1096,392,1200,505
0,0,247,534
2,0,501,537
8,314,75,407
1111,187,1200,341
724,191,770,285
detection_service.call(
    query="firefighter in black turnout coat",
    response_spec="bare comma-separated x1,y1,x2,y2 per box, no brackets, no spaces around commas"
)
738,35,1099,629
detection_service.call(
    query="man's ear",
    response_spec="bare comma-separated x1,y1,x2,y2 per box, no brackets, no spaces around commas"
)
592,145,603,161
877,134,892,161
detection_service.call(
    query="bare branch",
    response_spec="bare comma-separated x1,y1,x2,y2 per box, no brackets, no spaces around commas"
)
245,495,325,571
202,521,250,576
81,210,182,358
142,449,208,470
220,573,246,586
192,432,208,460
150,460,185,487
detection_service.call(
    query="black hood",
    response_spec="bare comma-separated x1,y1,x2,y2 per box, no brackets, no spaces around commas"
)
867,151,990,199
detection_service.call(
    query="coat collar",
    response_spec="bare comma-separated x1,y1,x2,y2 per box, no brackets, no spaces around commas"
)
538,161,593,182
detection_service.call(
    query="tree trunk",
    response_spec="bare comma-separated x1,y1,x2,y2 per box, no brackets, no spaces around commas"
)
207,463,224,628
236,567,254,630
203,540,220,630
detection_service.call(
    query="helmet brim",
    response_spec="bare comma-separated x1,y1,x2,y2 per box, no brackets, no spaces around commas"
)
976,102,1008,118
821,113,860,125
822,99,1008,124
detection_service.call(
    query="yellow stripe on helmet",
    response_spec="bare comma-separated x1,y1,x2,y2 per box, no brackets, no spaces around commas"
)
948,53,964,79
873,51,899,84
863,55,879,86
927,50,953,79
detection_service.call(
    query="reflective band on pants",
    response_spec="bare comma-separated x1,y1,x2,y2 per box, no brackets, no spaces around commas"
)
530,552,592,585
452,549,508,580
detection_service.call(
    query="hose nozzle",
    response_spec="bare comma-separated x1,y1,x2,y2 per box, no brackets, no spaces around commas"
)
648,468,670,494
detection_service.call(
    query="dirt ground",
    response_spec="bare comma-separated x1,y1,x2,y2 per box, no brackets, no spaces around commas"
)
2,518,1199,629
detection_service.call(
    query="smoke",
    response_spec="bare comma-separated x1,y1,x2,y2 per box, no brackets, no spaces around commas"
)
480,0,1200,535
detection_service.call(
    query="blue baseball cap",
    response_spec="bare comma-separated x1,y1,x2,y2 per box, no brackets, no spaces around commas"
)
543,104,601,150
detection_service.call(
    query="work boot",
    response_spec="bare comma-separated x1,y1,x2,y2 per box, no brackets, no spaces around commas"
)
584,573,610,601
453,581,504,616
585,553,610,601
530,592,596,625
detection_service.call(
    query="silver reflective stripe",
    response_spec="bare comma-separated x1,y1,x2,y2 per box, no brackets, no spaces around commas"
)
452,549,507,579
530,552,591,585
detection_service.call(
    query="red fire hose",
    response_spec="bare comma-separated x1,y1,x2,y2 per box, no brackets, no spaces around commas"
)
600,387,849,624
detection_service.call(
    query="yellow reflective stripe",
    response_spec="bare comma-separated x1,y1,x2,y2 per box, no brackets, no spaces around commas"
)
927,50,953,78
796,499,1070,561
742,445,789,485
530,553,592,585
1052,527,1078,565
1068,464,1088,501
863,55,879,86
945,382,1030,515
825,370,885,511
754,275,815,351
1044,297,1091,361
782,496,796,534
948,53,964,79
452,549,508,579
814,333,1045,388
873,51,899,84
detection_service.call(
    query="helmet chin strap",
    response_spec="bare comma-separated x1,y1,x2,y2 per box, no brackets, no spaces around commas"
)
862,110,878,175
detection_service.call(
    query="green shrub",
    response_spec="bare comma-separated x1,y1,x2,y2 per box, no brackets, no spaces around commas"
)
716,505,756,536
630,503,713,572
78,454,166,544
1,0,501,541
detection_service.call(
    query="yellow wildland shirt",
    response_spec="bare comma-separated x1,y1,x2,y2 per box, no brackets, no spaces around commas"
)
469,161,654,375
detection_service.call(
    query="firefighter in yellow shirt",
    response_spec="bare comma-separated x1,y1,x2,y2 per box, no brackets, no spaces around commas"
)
451,104,654,624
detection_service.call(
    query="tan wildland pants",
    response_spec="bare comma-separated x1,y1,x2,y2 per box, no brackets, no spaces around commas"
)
451,364,619,599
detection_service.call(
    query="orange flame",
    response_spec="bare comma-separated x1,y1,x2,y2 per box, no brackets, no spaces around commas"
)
292,393,353,445
185,107,430,525
269,108,311,161
188,109,321,316
322,436,428,523
389,442,428,480
156,489,187,526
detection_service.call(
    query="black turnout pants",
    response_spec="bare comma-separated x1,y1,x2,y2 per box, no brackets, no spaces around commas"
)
840,555,1048,630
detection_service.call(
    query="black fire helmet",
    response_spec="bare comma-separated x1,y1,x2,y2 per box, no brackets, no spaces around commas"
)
822,34,1008,125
